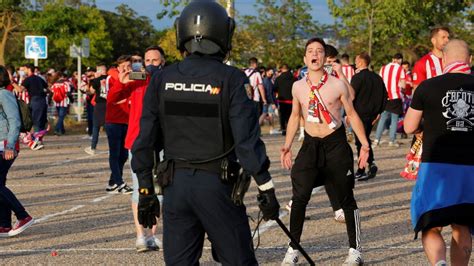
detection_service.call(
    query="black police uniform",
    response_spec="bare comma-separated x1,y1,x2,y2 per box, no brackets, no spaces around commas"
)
131,54,273,265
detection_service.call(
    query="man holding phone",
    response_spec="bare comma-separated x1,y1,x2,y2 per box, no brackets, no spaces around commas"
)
108,46,166,252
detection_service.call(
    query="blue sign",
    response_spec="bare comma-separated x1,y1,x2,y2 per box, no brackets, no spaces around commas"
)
24,36,48,59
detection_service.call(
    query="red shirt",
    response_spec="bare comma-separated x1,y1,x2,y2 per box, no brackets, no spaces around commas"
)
412,52,443,86
106,76,150,150
379,63,405,100
105,69,130,125
404,71,413,96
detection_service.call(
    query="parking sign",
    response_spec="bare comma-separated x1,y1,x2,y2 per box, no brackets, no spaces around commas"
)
24,36,48,59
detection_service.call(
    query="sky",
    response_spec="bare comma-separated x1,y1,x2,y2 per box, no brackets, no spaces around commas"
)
94,0,335,30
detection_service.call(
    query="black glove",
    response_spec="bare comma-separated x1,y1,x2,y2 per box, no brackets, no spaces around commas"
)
138,193,160,229
257,188,280,221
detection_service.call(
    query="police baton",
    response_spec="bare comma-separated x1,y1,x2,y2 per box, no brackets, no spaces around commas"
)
275,218,315,266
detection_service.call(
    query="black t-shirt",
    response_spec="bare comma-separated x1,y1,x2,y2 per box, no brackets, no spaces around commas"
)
22,75,48,97
411,73,474,165
274,71,295,101
90,75,108,104
351,69,387,119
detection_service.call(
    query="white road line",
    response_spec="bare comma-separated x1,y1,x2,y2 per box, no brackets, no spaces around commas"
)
35,205,85,223
91,195,114,203
9,182,101,187
0,245,427,254
35,194,116,224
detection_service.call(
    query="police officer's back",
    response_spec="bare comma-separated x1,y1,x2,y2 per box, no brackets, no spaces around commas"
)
131,1,280,265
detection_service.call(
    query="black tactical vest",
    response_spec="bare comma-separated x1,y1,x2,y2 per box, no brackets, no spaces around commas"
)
158,60,234,166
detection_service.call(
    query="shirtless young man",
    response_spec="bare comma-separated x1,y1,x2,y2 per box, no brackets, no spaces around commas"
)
280,37,370,266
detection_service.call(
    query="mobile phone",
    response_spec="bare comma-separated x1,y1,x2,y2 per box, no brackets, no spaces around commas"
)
129,72,146,80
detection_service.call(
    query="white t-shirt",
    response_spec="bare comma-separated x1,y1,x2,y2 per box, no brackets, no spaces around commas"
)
244,68,263,102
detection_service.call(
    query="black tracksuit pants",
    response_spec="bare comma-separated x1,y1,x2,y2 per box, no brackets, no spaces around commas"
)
289,127,361,250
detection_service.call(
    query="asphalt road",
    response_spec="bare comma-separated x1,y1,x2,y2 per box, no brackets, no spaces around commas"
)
1,132,473,265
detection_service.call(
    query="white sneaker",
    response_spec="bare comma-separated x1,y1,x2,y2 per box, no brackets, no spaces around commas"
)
285,200,292,212
343,248,363,266
334,209,345,223
372,139,380,148
136,236,148,253
388,141,400,148
146,235,159,251
84,147,96,155
281,246,300,265
297,134,304,141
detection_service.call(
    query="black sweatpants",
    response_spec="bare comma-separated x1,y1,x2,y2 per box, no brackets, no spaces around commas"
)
279,102,292,132
162,169,257,266
354,117,375,172
289,127,361,250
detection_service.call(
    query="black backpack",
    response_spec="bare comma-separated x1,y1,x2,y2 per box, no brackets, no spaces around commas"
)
16,98,33,133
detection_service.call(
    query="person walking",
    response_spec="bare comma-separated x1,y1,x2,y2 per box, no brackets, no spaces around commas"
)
404,39,473,266
0,66,34,237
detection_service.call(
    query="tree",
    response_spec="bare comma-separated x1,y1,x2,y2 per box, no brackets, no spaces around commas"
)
0,0,29,65
328,0,472,67
242,0,322,68
22,3,113,69
101,4,161,63
158,28,183,64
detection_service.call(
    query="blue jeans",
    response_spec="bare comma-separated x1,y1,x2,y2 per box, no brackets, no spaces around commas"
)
375,111,399,142
55,106,67,134
0,156,29,227
86,103,94,136
105,123,128,186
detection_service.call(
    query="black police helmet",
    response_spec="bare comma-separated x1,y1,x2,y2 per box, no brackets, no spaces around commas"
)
175,0,235,55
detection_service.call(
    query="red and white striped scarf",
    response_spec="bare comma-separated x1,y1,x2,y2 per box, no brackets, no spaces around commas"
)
306,72,337,129
443,61,471,74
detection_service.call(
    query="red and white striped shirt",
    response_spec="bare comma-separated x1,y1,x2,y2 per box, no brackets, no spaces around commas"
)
379,63,406,100
341,64,355,82
51,81,71,107
412,52,443,86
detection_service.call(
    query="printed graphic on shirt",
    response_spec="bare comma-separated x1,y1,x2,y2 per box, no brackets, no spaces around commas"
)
441,88,474,132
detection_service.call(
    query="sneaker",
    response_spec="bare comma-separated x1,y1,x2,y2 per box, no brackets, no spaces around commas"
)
334,209,345,223
367,163,378,180
136,236,148,253
372,139,380,148
354,172,368,181
388,141,400,148
106,184,119,194
297,134,304,142
346,132,354,143
118,183,133,194
30,140,44,151
434,260,447,266
285,200,292,212
146,236,159,251
84,147,96,155
0,227,11,237
281,246,300,265
9,216,34,237
343,248,363,266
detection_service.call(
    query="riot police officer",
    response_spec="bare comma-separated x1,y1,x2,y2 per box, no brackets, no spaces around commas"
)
131,1,280,265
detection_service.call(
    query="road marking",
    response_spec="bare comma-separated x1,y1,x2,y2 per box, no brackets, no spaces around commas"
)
35,205,85,223
0,245,428,254
35,194,116,224
91,195,114,203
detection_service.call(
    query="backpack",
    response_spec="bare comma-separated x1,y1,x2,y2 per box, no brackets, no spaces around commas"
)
17,98,33,133
51,82,68,103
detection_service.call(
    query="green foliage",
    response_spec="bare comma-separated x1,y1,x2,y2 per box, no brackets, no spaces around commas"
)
239,0,321,69
101,4,161,64
20,3,112,69
328,0,473,68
